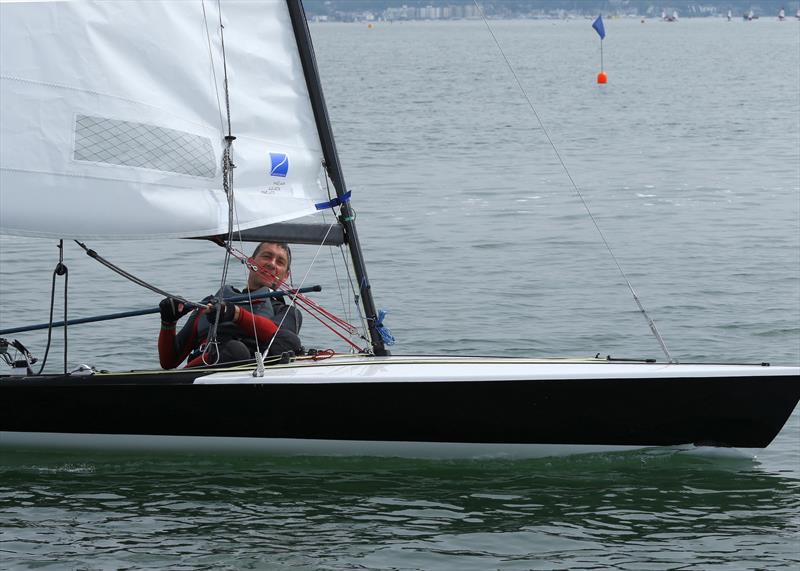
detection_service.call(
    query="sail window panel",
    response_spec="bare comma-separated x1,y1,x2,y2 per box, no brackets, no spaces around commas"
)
74,115,217,178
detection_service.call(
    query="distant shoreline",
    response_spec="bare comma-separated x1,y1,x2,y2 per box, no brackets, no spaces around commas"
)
308,16,800,23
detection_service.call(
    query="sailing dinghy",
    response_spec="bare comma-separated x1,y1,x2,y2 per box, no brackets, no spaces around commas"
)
1,0,798,459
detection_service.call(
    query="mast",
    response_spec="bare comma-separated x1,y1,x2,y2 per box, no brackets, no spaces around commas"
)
286,0,388,356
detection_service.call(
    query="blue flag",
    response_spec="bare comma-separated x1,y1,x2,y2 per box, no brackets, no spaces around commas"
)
592,15,605,39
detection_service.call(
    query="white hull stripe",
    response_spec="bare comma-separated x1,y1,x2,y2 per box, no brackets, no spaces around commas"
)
1,431,668,459
194,358,800,385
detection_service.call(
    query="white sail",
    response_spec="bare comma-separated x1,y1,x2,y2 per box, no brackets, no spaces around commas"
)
0,0,328,239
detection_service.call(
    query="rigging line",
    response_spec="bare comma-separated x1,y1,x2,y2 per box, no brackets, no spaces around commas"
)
344,241,368,328
321,177,353,326
229,197,263,356
313,164,360,334
206,140,236,361
289,294,367,347
322,210,349,320
223,244,364,347
211,237,270,360
261,222,357,360
337,233,369,344
225,244,355,330
200,0,226,134
211,195,269,359
203,0,247,337
216,0,233,137
213,142,236,300
292,297,360,336
296,304,366,351
262,222,336,357
205,0,237,358
323,168,370,344
473,1,675,364
74,241,202,309
208,16,258,355
291,290,358,333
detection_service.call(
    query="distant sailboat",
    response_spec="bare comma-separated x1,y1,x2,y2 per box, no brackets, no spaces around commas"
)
727,9,732,21
778,8,785,21
662,10,677,22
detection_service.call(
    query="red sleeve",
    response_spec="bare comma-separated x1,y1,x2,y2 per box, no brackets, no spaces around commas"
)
235,307,278,342
158,316,199,369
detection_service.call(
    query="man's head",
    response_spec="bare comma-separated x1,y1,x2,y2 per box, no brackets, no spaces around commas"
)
247,241,291,290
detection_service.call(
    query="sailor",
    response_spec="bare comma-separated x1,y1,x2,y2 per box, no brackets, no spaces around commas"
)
157,242,302,368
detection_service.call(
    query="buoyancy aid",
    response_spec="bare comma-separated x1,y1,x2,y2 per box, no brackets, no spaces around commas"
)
192,285,302,342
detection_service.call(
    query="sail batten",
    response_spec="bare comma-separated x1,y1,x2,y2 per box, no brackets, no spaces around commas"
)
0,0,328,239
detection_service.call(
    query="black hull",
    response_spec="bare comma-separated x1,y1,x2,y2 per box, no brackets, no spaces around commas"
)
1,371,798,450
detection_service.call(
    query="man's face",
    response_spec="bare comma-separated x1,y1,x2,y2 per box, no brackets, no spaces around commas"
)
248,243,290,289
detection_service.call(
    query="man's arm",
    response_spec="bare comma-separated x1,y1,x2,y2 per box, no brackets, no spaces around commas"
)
158,312,199,369
234,306,278,342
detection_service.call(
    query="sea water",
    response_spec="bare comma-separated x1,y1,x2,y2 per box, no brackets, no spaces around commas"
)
0,18,798,570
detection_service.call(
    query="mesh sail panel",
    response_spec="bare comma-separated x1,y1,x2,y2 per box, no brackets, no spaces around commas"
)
74,115,217,178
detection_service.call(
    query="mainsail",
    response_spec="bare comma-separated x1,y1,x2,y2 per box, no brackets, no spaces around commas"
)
0,0,329,239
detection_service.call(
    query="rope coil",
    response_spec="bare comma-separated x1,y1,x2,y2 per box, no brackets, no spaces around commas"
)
37,240,68,374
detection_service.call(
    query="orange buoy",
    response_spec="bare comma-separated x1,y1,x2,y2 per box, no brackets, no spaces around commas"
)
597,71,608,84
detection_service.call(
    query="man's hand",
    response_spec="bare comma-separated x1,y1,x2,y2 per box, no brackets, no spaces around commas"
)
206,301,238,324
159,297,191,323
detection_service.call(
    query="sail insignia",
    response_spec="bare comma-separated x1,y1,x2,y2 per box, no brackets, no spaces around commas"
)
269,153,290,178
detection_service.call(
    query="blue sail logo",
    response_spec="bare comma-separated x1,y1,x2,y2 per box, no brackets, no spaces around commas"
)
269,153,289,177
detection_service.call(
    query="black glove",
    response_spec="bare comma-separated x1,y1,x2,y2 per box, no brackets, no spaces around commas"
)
206,301,237,324
159,297,191,323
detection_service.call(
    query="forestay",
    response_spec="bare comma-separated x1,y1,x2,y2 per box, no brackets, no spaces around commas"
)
0,0,328,239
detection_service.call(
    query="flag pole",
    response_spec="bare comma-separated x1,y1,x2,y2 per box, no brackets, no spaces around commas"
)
600,38,604,72
593,14,607,84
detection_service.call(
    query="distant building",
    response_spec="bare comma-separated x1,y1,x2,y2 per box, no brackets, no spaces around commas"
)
304,1,795,22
